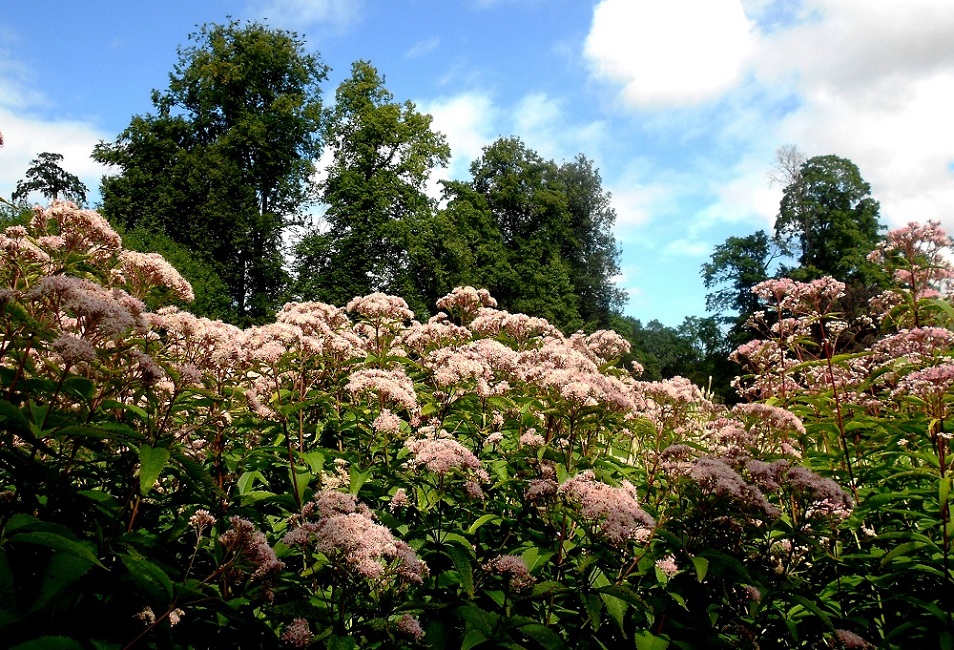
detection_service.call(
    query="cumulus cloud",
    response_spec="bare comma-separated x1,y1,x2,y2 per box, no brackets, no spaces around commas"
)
0,109,109,203
586,0,954,241
584,0,755,107
418,92,498,184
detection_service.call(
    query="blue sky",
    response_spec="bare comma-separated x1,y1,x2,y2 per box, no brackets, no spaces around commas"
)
2,0,953,326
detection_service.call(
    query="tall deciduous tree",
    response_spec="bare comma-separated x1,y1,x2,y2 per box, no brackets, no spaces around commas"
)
702,229,782,343
775,154,883,282
295,61,450,312
13,152,88,205
94,20,328,324
558,155,626,328
440,138,625,331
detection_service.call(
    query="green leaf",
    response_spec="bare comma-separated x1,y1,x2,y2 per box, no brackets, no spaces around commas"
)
120,552,174,602
635,631,670,650
326,635,357,650
691,556,709,582
8,532,104,569
879,541,927,567
10,637,84,650
519,622,565,648
138,445,170,494
349,465,371,495
29,552,93,613
466,514,502,535
582,592,602,631
0,549,17,614
447,544,475,597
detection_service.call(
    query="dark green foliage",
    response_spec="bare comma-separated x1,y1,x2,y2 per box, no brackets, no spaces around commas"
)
439,138,624,332
776,154,884,283
120,225,233,319
294,61,450,311
702,229,780,344
12,152,88,205
94,19,328,325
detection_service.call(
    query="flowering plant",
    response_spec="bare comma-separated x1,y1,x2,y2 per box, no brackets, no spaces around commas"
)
0,202,948,648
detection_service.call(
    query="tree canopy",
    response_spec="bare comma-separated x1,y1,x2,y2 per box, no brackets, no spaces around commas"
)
776,154,883,282
94,19,328,324
294,61,450,312
13,152,88,205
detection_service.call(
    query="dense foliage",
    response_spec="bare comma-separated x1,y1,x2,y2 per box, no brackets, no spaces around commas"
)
2,201,951,648
94,20,329,324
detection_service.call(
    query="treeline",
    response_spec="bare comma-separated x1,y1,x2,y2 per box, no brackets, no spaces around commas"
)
4,21,890,403
84,22,624,334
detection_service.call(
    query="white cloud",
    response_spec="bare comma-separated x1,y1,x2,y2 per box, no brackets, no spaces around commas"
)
584,0,755,108
604,0,954,243
0,109,109,203
248,0,365,31
417,92,498,199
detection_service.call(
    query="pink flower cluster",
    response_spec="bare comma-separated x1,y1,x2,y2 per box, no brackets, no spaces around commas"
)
283,490,427,586
404,432,488,483
483,554,535,591
559,471,655,546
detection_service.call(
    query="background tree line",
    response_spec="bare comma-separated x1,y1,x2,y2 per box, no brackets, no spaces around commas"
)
4,20,888,403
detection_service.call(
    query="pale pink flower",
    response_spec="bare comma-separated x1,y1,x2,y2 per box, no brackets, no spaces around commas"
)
833,629,874,649
346,368,418,413
389,488,409,512
119,250,194,302
655,554,678,578
519,430,546,448
559,471,655,546
346,292,414,322
373,408,403,435
189,509,217,535
483,554,535,590
405,434,483,478
282,618,313,648
51,334,97,365
396,614,425,642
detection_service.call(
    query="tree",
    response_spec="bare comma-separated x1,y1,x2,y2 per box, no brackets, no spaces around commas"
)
439,138,624,331
775,154,883,282
294,61,450,311
13,152,88,204
94,20,328,324
702,229,782,343
558,155,626,328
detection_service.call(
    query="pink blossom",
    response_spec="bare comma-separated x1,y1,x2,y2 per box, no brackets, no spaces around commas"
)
119,250,194,302
559,471,655,546
373,408,403,435
395,614,425,642
346,292,414,322
405,434,484,478
483,554,535,590
655,554,678,578
346,368,418,413
282,618,313,648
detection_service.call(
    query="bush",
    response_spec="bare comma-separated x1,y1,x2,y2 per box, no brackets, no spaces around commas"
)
0,203,948,648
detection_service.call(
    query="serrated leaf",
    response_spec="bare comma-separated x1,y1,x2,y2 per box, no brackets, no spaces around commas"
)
691,556,709,582
120,552,174,602
447,545,474,597
138,445,170,494
635,630,670,650
9,532,104,569
29,552,93,613
519,622,565,648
